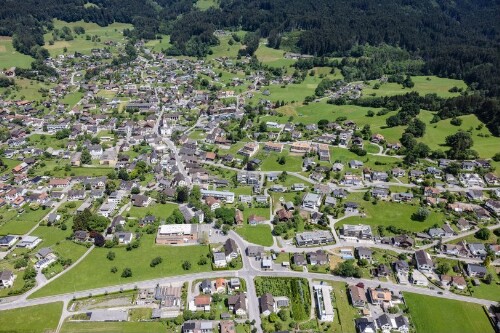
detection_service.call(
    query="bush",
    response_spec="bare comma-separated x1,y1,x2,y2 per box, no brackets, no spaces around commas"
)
182,261,191,270
150,256,163,267
475,228,491,240
450,118,463,126
106,251,115,261
411,207,429,221
110,266,118,273
121,267,132,278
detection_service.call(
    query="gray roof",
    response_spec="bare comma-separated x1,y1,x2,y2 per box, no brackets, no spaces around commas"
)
89,310,128,322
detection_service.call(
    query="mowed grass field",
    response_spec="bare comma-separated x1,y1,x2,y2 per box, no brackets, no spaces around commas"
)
337,193,446,234
236,224,274,246
43,19,132,56
30,234,211,298
61,321,169,333
363,76,467,98
404,292,494,333
0,37,34,69
0,302,62,333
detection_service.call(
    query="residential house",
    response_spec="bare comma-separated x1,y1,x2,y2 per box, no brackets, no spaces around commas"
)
260,293,274,316
0,270,15,288
228,293,247,317
357,247,373,263
414,250,434,271
348,284,367,308
355,318,376,333
307,250,329,265
468,243,487,258
213,252,227,268
367,287,391,305
182,321,214,333
194,294,212,311
246,246,264,258
200,279,212,294
224,239,239,262
293,253,307,266
215,278,226,293
467,264,487,278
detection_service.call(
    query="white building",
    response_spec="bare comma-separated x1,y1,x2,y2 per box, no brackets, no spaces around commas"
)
313,284,334,322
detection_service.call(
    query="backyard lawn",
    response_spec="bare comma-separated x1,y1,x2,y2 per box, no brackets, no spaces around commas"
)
236,224,274,247
30,234,211,298
468,266,500,302
404,292,494,333
0,302,62,333
126,203,178,219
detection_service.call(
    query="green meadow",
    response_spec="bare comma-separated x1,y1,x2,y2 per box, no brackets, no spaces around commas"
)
363,76,467,98
0,37,34,69
30,234,211,298
0,302,62,333
404,292,494,333
43,19,132,56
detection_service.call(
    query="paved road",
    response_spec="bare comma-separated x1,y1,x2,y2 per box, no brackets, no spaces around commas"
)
0,230,497,333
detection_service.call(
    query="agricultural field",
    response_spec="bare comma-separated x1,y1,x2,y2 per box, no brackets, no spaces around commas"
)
403,292,494,333
207,32,244,60
0,77,55,102
144,35,171,52
236,224,273,247
362,76,467,98
254,44,296,68
0,302,62,333
43,19,133,56
30,234,211,298
416,112,500,159
0,37,34,69
278,101,387,128
337,192,446,234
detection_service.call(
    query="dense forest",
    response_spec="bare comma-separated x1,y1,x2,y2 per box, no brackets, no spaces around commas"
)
1,0,500,131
